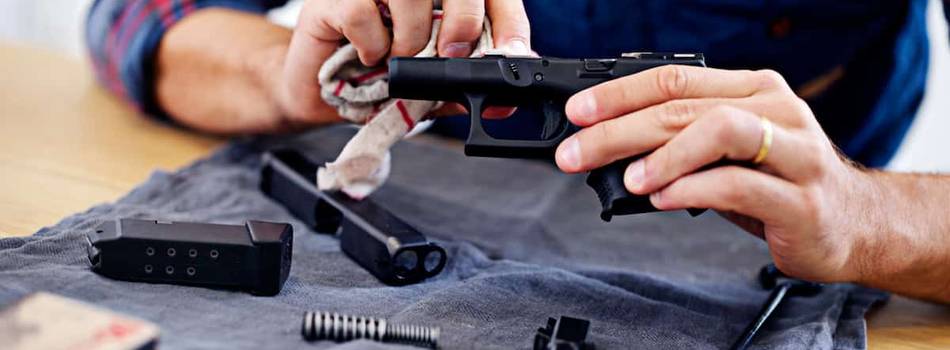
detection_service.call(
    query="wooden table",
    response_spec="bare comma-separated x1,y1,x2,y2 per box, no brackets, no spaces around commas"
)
0,43,221,235
1,43,948,349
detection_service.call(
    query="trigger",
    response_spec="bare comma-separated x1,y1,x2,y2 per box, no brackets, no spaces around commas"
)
540,100,570,140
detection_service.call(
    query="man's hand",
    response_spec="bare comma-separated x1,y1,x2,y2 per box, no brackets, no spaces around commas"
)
278,0,532,125
154,2,527,133
553,66,883,283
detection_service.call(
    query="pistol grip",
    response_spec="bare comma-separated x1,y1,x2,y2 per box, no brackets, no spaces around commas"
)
586,156,706,221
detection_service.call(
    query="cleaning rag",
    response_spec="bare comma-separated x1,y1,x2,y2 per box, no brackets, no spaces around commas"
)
316,8,497,199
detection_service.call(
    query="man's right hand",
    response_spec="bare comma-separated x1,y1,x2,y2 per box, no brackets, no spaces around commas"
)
275,0,532,126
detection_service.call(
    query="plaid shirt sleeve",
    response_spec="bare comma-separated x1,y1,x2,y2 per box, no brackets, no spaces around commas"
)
86,0,290,120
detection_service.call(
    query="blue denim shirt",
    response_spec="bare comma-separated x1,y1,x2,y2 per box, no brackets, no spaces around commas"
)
88,0,933,167
434,0,931,167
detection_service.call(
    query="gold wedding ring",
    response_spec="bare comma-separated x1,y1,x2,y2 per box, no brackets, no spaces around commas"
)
753,117,773,165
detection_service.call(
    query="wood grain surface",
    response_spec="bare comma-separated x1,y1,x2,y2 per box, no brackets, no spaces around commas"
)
0,43,221,236
0,43,947,349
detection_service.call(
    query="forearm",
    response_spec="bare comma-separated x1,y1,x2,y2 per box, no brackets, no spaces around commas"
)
155,8,295,134
853,170,950,302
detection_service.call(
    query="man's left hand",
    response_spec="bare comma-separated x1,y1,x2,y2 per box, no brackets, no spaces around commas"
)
554,65,881,283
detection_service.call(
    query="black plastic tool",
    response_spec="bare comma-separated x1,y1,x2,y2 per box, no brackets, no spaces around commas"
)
730,264,823,350
88,219,293,295
534,315,594,350
261,149,446,285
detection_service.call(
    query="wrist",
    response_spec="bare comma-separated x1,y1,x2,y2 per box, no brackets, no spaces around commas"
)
843,169,950,301
243,42,292,130
838,167,888,285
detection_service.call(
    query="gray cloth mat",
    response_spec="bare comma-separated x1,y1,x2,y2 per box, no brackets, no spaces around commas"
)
0,126,887,349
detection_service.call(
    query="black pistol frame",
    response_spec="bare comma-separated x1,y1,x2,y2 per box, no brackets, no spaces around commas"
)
389,53,707,221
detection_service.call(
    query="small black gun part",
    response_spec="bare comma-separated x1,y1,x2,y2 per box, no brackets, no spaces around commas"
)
302,311,440,348
261,150,447,286
730,264,823,350
389,53,706,221
87,219,293,296
534,315,594,350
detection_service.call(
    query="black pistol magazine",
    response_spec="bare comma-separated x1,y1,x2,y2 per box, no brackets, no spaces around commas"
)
88,218,293,296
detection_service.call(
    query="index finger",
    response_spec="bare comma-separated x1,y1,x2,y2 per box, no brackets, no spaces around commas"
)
438,0,485,57
566,67,791,127
486,0,531,55
389,0,434,57
282,1,352,115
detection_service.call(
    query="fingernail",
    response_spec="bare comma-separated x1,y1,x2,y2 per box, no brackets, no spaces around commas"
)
558,137,581,170
504,39,530,56
567,91,597,121
650,191,662,207
625,159,645,192
443,42,472,58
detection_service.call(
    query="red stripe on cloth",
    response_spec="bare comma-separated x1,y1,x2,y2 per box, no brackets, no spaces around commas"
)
113,1,158,81
103,0,196,109
105,0,149,100
396,100,414,130
365,103,382,123
118,2,157,50
182,0,196,15
333,80,346,97
156,0,175,28
104,7,129,66
432,13,443,20
352,68,388,83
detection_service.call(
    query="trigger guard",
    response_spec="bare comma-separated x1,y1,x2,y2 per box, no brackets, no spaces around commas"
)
462,96,572,159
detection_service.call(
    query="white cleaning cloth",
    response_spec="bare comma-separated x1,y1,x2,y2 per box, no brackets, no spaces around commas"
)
316,9,496,199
